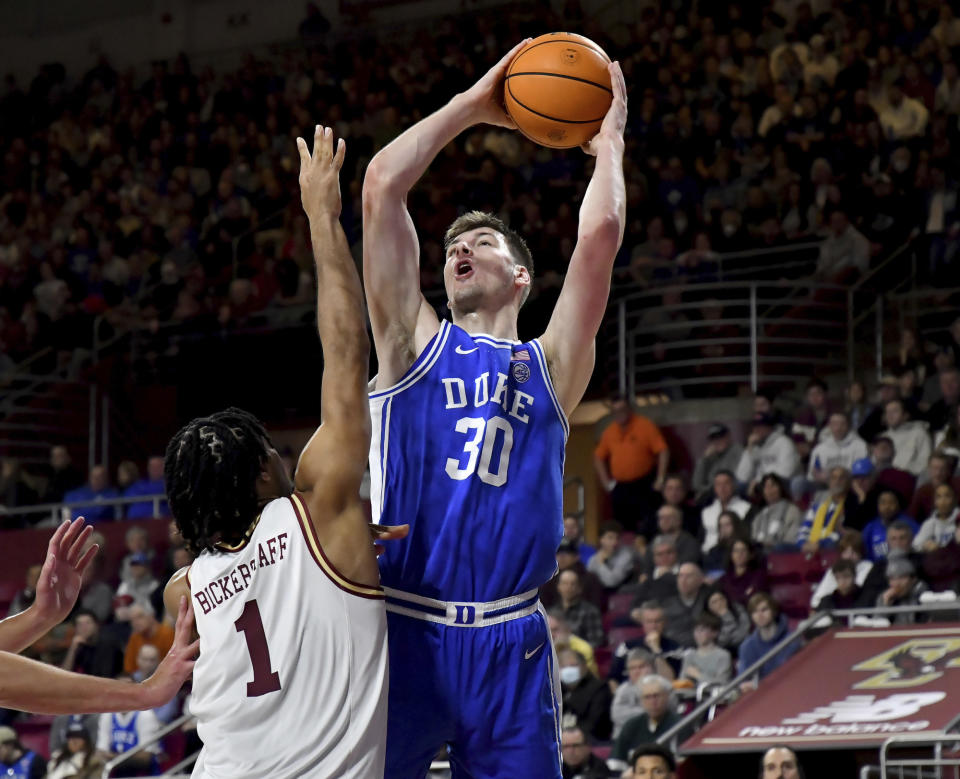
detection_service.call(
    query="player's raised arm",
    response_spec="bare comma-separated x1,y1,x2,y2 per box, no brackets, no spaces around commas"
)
0,518,98,654
541,61,627,415
292,126,371,518
362,40,530,387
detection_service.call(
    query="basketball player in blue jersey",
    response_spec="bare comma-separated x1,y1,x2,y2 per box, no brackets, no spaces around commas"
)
362,40,627,778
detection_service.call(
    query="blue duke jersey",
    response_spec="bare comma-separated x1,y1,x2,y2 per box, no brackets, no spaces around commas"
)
370,320,568,602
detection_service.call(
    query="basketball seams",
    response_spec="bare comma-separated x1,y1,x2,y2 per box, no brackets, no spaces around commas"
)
505,71,613,94
505,80,606,125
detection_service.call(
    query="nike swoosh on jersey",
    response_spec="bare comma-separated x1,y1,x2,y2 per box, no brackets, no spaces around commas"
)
524,642,545,660
455,345,479,355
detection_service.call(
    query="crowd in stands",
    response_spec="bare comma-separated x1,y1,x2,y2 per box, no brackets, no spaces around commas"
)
1,0,960,382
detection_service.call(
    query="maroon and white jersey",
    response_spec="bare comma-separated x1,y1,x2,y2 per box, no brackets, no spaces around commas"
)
187,493,387,778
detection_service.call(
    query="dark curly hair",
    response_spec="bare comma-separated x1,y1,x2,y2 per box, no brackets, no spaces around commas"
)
164,407,273,556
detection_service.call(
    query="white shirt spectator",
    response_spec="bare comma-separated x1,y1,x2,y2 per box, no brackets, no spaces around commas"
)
808,431,868,479
913,508,959,550
811,559,873,608
736,429,800,486
879,93,929,141
884,421,932,477
700,496,752,553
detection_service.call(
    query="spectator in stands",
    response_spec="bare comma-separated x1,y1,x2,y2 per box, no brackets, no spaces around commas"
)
629,744,677,779
693,423,744,504
115,553,160,621
858,376,900,444
46,721,104,779
131,644,180,724
611,648,655,737
736,413,800,495
77,544,114,624
791,379,833,456
548,611,599,678
647,506,701,569
760,745,804,779
913,483,959,552
845,379,873,434
588,521,637,593
119,527,155,585
797,466,853,551
706,587,751,651
564,515,596,565
655,474,702,541
802,411,868,495
560,726,615,779
818,559,863,611
0,457,37,519
95,697,162,776
662,563,710,648
629,535,680,606
754,388,793,435
811,530,875,609
40,446,84,505
680,611,732,686
559,648,612,742
738,592,801,683
0,725,46,778
703,510,749,573
542,539,604,610
718,538,769,607
882,398,931,478
611,675,680,763
60,608,124,678
815,207,870,282
555,569,605,648
749,474,803,549
877,557,928,624
925,368,960,436
115,461,140,498
48,714,100,758
7,563,40,617
923,522,960,591
63,465,119,523
861,489,918,561
122,601,173,676
594,395,670,533
908,453,960,522
615,602,681,684
879,82,929,141
701,470,751,555
124,456,168,519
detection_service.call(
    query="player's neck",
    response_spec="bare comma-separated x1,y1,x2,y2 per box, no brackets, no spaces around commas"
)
451,307,519,341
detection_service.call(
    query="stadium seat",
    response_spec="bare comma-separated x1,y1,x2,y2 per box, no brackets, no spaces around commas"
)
14,723,50,759
766,552,808,583
0,580,20,603
607,592,634,615
594,646,613,679
607,626,644,648
771,582,814,619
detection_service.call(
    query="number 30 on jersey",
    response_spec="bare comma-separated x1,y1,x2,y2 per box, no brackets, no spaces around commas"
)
445,416,514,487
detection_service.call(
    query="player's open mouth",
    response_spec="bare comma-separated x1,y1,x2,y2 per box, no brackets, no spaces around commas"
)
454,261,474,280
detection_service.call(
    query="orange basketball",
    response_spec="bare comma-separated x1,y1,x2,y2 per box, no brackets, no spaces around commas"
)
504,33,612,149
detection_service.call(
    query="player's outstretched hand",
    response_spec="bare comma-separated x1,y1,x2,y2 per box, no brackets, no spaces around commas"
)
463,39,531,129
296,125,346,219
142,596,199,709
33,517,98,628
582,61,627,156
369,523,410,557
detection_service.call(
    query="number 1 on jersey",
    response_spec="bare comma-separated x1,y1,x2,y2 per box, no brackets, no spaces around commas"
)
234,599,281,697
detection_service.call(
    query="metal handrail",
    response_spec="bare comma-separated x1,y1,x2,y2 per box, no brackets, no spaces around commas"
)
881,731,960,779
659,600,960,754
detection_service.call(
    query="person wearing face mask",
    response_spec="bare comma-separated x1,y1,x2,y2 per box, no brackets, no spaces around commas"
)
558,649,612,742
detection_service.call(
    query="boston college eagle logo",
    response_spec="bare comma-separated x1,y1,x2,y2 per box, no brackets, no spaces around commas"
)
853,638,960,689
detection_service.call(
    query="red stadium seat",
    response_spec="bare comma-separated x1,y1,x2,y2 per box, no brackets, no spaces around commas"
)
607,626,644,648
0,580,20,603
771,582,813,619
766,552,819,584
14,723,51,759
594,646,613,679
607,591,634,615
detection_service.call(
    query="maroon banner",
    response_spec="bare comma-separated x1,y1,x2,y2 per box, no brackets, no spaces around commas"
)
681,623,960,753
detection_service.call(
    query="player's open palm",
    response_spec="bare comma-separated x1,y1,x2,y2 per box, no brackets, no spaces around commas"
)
583,61,627,156
34,517,98,626
297,125,346,218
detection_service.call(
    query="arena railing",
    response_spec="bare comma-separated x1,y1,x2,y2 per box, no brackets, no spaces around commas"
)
858,728,960,779
655,601,960,757
0,493,168,524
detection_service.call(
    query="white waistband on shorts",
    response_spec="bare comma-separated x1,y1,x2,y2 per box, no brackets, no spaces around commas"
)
382,586,540,627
